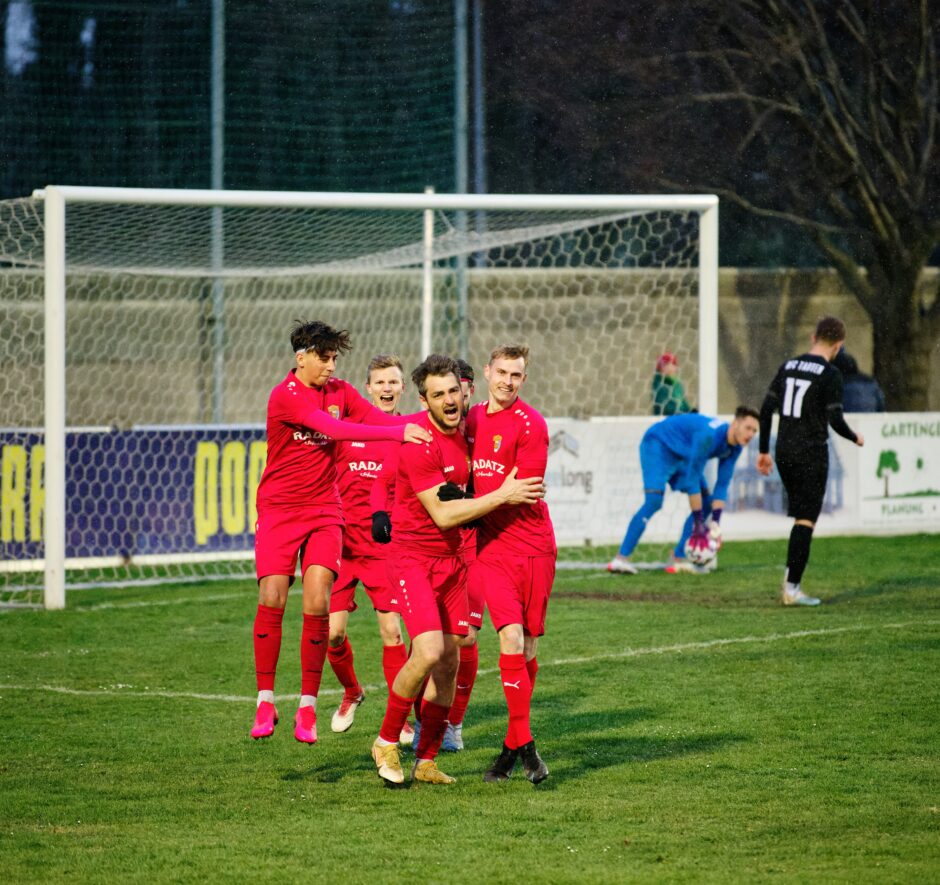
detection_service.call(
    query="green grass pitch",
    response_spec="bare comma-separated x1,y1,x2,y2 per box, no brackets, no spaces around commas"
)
1,535,938,883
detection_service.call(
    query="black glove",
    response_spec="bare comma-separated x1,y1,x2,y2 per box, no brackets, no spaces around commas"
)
371,511,392,544
437,481,471,501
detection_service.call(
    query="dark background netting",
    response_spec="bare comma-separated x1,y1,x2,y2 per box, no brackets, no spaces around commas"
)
1,0,456,198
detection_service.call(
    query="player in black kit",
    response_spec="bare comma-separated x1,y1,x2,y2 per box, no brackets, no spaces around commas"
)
757,316,865,606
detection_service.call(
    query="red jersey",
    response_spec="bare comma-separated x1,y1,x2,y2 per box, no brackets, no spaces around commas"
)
391,411,471,556
335,436,398,557
256,371,405,512
466,397,556,556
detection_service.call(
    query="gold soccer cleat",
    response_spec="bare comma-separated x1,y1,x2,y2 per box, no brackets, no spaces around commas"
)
371,739,405,785
411,759,456,785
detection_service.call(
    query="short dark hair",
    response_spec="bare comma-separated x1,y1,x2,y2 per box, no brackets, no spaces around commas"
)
366,353,403,383
814,316,846,344
290,320,352,357
735,405,759,421
455,358,474,383
411,354,460,397
488,344,529,366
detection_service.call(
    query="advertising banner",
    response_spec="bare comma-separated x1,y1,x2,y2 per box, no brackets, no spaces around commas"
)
1,413,937,566
544,414,940,546
0,427,266,562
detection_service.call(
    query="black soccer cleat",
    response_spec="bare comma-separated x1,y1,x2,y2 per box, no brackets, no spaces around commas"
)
482,743,519,783
517,740,549,784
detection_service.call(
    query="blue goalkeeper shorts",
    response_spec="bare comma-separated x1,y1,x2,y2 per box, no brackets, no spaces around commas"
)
639,436,691,493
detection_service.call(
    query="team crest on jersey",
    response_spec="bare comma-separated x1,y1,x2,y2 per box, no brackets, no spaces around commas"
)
493,435,502,453
328,405,340,419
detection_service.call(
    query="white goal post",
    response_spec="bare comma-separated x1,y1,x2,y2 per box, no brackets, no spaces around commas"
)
3,186,718,609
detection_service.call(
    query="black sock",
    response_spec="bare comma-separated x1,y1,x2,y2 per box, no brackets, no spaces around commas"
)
786,524,814,585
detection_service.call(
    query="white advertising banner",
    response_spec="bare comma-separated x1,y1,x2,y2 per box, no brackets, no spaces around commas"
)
544,413,940,547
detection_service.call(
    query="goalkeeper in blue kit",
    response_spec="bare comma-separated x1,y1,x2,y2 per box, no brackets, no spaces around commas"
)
608,407,760,574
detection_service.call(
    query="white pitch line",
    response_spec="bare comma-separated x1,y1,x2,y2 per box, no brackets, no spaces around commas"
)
1,619,935,705
71,587,304,612
0,683,346,703
541,619,940,668
76,592,247,611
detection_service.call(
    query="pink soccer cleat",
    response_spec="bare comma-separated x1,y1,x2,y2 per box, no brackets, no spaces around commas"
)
294,705,318,744
250,701,279,739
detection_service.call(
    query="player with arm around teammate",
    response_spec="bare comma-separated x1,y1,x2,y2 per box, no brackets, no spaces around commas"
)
757,316,864,606
402,358,481,754
607,407,760,575
439,358,480,752
250,321,431,744
370,355,545,786
465,344,557,785
325,354,415,743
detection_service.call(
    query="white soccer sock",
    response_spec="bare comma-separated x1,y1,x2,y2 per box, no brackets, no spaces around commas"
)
299,694,317,709
257,690,274,706
375,736,395,747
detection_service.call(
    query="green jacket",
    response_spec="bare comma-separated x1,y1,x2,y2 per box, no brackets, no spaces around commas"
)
651,372,692,416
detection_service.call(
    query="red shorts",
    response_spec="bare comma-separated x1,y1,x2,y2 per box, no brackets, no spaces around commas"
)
330,555,397,613
254,506,343,584
388,548,468,639
465,558,485,630
478,550,556,637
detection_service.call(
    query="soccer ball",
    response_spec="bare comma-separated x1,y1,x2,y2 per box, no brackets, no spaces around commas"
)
684,534,718,566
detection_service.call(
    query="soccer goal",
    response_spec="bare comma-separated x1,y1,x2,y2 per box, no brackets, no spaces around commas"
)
0,187,717,608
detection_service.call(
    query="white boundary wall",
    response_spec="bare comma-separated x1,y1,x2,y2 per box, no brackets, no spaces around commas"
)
545,412,940,547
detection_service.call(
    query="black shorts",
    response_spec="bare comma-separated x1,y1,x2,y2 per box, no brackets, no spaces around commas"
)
776,451,829,522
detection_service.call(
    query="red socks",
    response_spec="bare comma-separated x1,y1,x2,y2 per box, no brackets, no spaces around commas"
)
447,643,479,726
327,636,360,693
382,643,408,693
526,655,539,690
413,674,430,723
379,689,416,744
300,613,329,697
499,652,533,749
415,700,449,760
253,604,285,691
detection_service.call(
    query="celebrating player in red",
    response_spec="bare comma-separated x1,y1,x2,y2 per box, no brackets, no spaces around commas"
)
326,354,414,744
250,321,431,744
441,358,480,752
466,344,556,784
370,354,545,786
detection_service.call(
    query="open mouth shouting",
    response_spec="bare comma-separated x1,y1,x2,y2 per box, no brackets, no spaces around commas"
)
438,399,463,428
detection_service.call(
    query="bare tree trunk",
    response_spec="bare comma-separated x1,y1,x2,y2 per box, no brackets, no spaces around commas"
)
870,297,931,411
868,254,939,410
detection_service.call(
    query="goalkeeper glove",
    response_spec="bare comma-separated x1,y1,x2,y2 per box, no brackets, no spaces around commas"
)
685,509,711,563
708,509,723,550
437,481,471,501
371,511,392,544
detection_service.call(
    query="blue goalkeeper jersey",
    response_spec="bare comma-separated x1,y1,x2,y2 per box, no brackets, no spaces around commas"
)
644,413,743,499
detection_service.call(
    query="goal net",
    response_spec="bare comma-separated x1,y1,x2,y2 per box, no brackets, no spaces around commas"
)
0,188,717,608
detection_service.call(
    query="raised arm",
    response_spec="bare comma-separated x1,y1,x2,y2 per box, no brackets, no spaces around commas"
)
300,406,407,442
340,385,431,443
